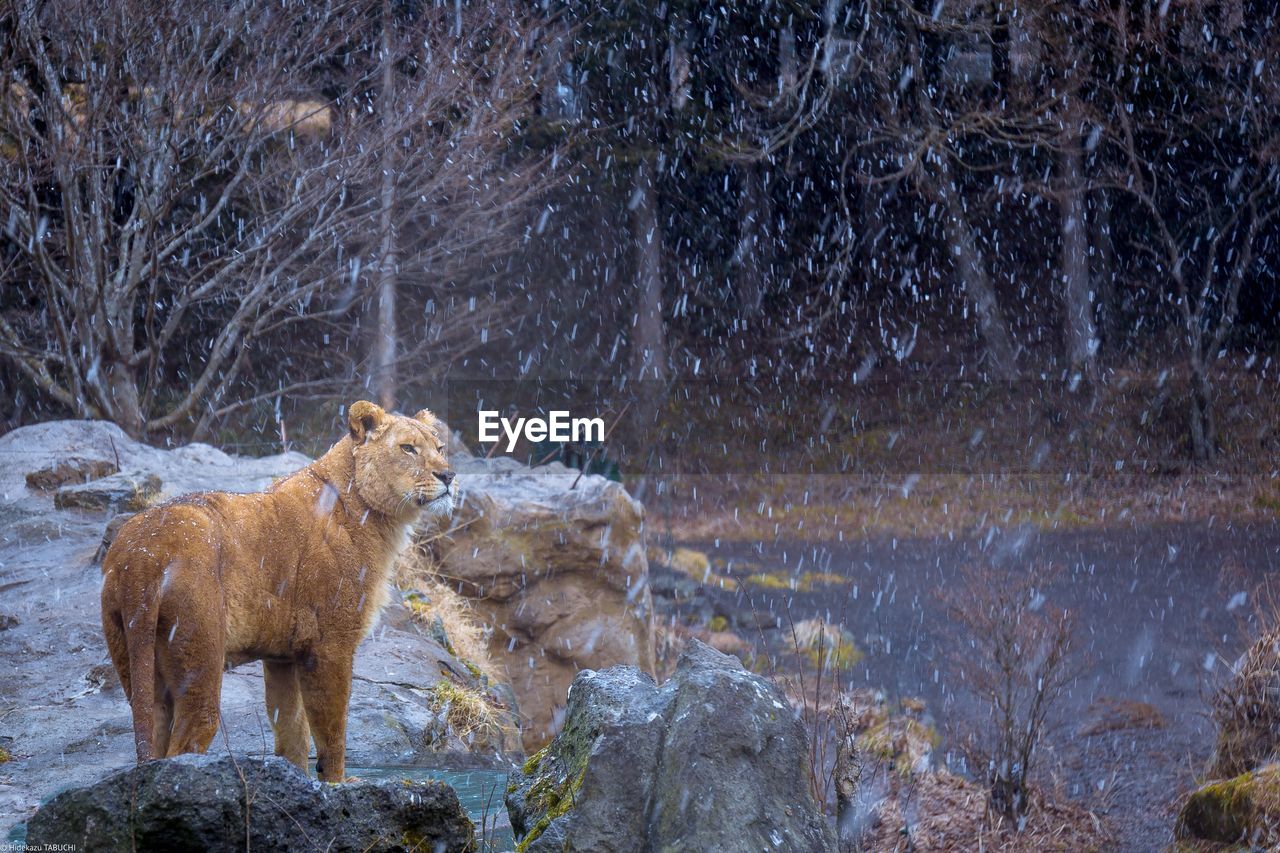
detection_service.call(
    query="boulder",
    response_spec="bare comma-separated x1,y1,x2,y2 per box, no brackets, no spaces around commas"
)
54,468,161,512
25,753,475,853
440,447,655,749
25,457,119,491
505,639,836,852
1177,763,1280,846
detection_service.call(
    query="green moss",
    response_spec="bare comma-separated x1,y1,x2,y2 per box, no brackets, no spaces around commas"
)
0,746,9,764
1177,765,1280,844
856,718,940,776
521,745,549,775
515,766,586,852
803,637,863,672
1255,492,1280,514
741,570,850,593
708,615,728,632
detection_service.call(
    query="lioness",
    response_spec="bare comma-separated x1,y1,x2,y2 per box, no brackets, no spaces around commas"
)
101,401,455,781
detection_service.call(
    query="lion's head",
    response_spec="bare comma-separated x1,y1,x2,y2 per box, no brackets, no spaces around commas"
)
347,401,456,521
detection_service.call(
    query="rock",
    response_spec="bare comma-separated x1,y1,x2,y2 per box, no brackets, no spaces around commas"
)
25,457,119,491
54,469,161,512
505,639,836,852
1177,763,1280,845
94,511,134,563
0,419,311,504
25,753,475,853
440,453,655,749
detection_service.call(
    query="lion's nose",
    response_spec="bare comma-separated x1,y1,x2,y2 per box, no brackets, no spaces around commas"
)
435,470,455,487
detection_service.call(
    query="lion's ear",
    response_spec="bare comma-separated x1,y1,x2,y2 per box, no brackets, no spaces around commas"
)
413,409,444,442
348,401,387,443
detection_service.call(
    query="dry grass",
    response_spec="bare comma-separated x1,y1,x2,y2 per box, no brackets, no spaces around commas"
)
860,770,1109,851
1209,628,1280,779
648,545,737,590
1079,697,1167,736
395,535,499,682
640,371,1280,545
428,680,514,752
790,617,864,672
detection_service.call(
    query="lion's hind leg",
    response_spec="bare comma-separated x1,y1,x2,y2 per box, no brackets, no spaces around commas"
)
159,588,225,757
152,684,174,757
264,660,311,770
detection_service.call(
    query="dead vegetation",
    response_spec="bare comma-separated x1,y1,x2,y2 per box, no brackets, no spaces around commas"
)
1079,697,1166,737
643,374,1280,545
426,680,513,754
941,564,1080,824
1208,628,1280,780
395,532,498,683
394,532,521,753
856,770,1107,852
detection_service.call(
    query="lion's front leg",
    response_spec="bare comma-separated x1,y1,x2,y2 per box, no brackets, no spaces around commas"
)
297,650,353,782
264,660,311,770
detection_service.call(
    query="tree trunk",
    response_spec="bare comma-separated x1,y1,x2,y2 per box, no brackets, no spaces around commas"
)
106,361,145,439
1059,110,1096,375
630,154,667,382
990,1,1011,96
733,163,769,325
1188,353,1215,461
932,161,1019,379
372,0,398,410
1090,186,1118,355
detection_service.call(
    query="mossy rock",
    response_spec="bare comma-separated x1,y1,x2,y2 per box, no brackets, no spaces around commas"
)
505,641,835,852
1177,764,1280,845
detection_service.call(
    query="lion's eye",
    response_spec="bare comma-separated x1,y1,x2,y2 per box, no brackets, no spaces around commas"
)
401,444,418,455
437,445,446,454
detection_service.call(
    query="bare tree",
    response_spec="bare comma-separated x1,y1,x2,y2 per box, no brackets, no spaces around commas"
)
353,0,554,410
1090,0,1280,459
943,564,1079,824
846,0,1053,380
0,0,551,438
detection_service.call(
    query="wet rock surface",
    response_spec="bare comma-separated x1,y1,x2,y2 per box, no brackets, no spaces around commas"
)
25,753,475,853
505,639,836,852
25,457,119,492
439,441,655,750
53,468,161,511
0,420,516,834
1176,763,1280,846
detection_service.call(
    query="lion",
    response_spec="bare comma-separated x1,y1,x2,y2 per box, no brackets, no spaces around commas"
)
100,401,455,782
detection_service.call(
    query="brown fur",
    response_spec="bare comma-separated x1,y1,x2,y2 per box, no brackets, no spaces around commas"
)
101,401,455,781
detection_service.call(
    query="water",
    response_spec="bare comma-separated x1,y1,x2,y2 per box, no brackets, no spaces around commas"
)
348,765,515,851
